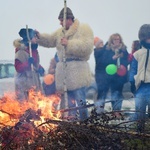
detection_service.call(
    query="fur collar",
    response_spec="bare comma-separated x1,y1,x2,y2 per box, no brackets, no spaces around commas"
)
110,43,123,51
106,43,126,51
13,39,26,50
64,19,79,38
13,39,38,51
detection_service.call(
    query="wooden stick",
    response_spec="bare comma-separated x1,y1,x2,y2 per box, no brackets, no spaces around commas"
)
60,0,68,117
26,25,34,71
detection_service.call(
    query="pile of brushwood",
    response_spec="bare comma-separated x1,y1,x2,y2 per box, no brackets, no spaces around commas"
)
0,110,150,150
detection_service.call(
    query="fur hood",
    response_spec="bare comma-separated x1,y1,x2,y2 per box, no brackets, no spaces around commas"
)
13,39,27,51
13,39,38,52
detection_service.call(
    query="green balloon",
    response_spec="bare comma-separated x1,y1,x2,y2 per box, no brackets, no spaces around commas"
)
105,64,117,75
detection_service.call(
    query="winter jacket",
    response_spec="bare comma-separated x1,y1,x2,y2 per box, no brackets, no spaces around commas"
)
95,44,129,83
94,48,106,73
129,47,150,89
38,19,94,92
13,39,43,100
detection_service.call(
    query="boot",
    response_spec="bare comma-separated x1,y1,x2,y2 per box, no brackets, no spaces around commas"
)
94,100,105,114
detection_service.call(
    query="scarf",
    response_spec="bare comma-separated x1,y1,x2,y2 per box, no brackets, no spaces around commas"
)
141,41,150,49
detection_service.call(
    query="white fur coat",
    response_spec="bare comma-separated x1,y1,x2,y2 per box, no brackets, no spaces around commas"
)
38,19,94,92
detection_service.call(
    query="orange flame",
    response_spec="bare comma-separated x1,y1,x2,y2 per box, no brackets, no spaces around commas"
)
0,89,61,129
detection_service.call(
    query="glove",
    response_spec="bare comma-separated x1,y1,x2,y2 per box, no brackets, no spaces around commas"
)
130,81,136,94
28,57,34,65
37,67,45,76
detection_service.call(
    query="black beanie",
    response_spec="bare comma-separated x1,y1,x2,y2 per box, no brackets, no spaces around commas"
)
138,24,150,42
19,28,36,42
58,7,74,19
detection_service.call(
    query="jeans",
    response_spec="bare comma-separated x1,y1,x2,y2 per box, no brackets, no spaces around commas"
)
111,91,123,111
95,72,124,111
67,87,88,121
134,83,150,122
97,87,123,112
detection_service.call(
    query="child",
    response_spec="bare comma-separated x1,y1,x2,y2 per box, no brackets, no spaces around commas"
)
13,28,45,101
129,24,150,132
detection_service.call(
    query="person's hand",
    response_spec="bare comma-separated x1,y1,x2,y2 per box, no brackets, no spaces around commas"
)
34,29,40,39
112,55,119,60
61,37,68,46
28,57,34,65
37,67,45,76
130,81,136,94
112,53,123,60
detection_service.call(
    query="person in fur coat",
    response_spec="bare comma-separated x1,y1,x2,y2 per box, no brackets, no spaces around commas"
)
36,7,94,120
94,33,129,114
13,28,45,101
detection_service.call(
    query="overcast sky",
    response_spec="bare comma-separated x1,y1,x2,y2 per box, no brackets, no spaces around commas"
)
0,0,150,73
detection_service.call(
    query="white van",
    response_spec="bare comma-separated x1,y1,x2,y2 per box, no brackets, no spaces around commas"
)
0,60,15,97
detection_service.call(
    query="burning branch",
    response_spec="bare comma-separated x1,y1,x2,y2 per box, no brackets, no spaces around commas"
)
0,91,150,149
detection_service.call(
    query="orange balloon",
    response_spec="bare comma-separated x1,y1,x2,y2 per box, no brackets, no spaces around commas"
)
43,74,54,85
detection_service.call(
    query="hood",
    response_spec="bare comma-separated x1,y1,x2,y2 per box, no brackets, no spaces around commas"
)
13,39,38,52
13,39,26,50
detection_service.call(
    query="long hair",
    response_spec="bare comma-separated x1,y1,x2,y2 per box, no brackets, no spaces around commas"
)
106,33,126,50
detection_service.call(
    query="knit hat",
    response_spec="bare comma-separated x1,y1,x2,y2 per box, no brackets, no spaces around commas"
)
19,28,36,42
138,24,150,41
58,7,74,19
94,37,103,48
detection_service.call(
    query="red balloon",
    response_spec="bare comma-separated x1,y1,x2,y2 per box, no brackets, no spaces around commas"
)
117,65,127,76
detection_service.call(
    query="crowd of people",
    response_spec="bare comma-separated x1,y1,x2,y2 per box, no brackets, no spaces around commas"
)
94,24,150,132
13,6,150,132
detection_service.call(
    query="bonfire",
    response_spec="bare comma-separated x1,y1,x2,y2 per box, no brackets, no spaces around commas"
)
0,89,61,149
0,90,150,150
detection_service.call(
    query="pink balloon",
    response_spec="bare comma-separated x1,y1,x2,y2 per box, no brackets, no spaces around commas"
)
117,65,127,76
